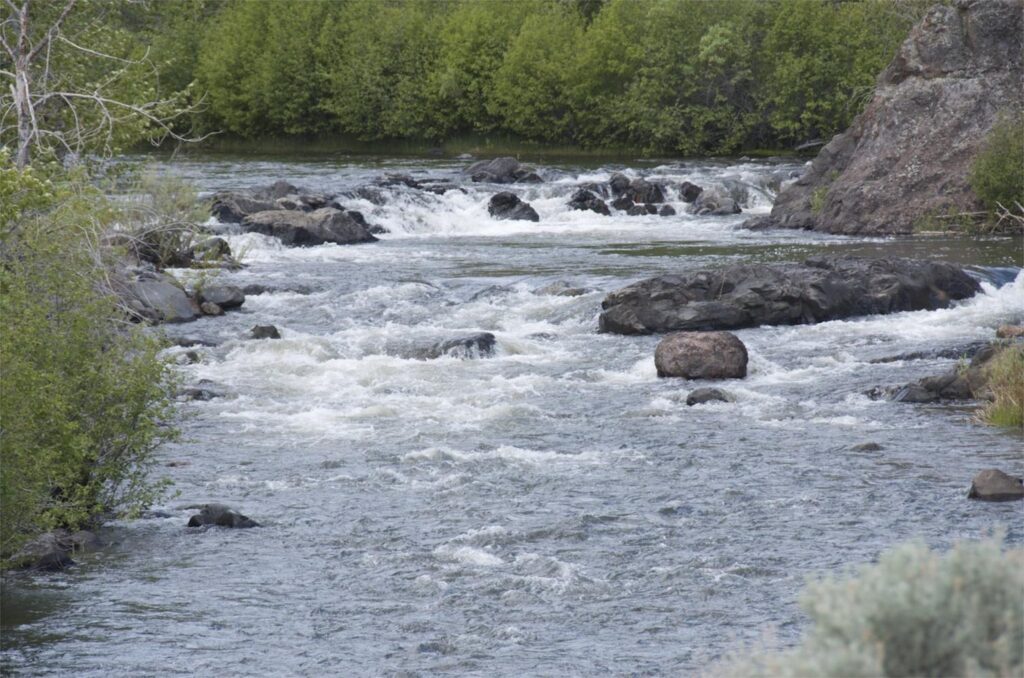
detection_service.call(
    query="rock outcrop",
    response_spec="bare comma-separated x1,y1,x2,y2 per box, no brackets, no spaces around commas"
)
599,256,980,335
745,0,1023,235
654,332,748,379
871,341,1019,403
466,157,541,184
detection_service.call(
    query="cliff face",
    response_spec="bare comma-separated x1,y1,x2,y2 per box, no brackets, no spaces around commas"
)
748,0,1023,236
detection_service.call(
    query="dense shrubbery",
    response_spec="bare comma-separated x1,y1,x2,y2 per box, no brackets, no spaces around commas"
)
713,537,1024,677
970,113,1024,214
0,157,176,561
182,0,923,154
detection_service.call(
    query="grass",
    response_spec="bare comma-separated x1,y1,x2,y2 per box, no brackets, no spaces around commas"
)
980,343,1024,429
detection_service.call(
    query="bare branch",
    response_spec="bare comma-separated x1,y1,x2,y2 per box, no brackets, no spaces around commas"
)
57,33,140,64
26,0,76,63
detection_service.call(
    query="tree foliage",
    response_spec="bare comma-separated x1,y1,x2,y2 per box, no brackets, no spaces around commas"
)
179,0,923,153
0,156,176,560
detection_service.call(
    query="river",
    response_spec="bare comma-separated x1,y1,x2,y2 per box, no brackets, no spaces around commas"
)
2,152,1022,676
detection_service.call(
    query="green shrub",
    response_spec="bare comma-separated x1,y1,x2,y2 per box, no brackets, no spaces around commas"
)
0,156,176,561
980,344,1024,430
970,113,1024,213
712,537,1024,677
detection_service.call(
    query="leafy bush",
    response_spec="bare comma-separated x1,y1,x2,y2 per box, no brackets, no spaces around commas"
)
980,344,1024,430
712,537,1024,677
0,156,176,561
117,171,210,269
970,113,1024,213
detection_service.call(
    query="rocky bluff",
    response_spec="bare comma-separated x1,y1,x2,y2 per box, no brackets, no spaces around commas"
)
747,0,1023,235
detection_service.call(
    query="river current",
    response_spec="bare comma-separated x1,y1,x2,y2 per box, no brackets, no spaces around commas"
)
2,154,1022,676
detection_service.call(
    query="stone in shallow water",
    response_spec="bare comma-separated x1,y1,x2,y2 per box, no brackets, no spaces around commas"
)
685,387,735,406
187,504,260,528
655,331,748,379
967,470,1024,502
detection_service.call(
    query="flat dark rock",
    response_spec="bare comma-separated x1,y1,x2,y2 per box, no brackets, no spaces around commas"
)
599,256,980,335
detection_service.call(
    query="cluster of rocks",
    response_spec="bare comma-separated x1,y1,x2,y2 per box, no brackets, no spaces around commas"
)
868,328,1022,404
113,263,247,324
212,180,382,247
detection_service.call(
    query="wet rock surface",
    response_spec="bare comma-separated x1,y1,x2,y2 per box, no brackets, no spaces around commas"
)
488,192,539,222
968,469,1024,502
599,256,981,335
655,332,748,379
186,504,260,528
243,207,378,246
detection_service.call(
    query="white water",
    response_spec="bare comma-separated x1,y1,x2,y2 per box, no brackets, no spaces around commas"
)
2,155,1021,677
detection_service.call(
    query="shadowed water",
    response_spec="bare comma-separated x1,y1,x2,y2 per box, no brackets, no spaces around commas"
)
2,154,1022,676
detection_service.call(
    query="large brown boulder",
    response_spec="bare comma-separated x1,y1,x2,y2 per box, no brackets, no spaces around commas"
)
599,256,980,335
746,0,1024,235
654,331,748,379
967,469,1024,502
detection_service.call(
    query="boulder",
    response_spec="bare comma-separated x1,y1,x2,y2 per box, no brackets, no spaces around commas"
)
424,332,497,359
211,192,279,223
679,181,703,203
744,1,1024,235
967,469,1024,502
187,503,259,528
124,274,201,324
180,379,228,401
466,157,539,184
851,442,884,452
627,178,665,204
198,285,245,310
199,301,223,316
488,192,539,222
685,387,735,406
600,256,980,335
627,204,658,216
996,325,1024,339
659,205,677,217
609,173,632,196
250,325,281,340
688,188,741,215
258,180,299,201
7,529,98,571
242,208,378,246
610,195,634,211
655,331,748,379
568,189,611,215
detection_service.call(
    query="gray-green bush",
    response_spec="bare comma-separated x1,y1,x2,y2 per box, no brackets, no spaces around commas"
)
712,537,1024,677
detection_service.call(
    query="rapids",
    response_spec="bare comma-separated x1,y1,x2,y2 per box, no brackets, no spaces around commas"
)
2,154,1022,676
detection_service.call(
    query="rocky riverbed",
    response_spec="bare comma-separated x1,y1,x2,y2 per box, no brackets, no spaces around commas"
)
2,153,1021,676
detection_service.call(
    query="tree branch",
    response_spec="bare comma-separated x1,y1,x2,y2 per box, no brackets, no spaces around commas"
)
26,0,75,63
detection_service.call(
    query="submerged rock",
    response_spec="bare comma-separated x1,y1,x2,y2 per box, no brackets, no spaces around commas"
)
249,325,281,340
599,256,980,335
423,332,497,359
655,331,748,379
967,469,1024,502
243,208,378,246
685,387,735,406
187,504,260,528
7,529,99,571
744,1,1024,235
488,192,539,222
534,281,587,297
